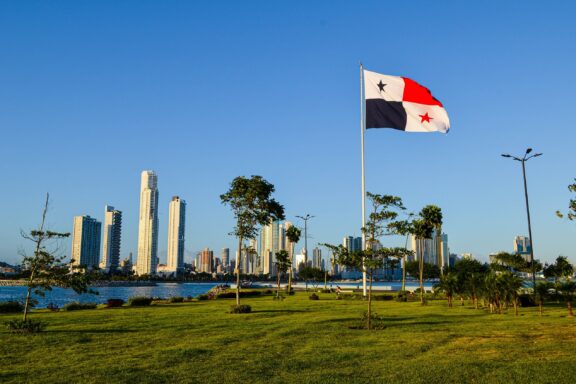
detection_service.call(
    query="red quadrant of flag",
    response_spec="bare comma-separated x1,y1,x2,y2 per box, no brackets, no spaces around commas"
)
402,77,443,107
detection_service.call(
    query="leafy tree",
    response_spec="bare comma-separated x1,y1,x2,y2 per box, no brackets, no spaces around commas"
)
274,250,291,299
411,205,442,304
534,281,553,316
434,272,459,307
285,225,301,294
499,272,524,316
405,261,441,280
556,281,576,317
298,266,324,291
220,175,285,306
556,178,576,221
543,256,574,283
21,194,95,321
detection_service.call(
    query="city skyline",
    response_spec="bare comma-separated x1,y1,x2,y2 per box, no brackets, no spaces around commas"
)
1,1,575,266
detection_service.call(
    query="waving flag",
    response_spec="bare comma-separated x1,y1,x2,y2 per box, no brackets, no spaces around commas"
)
364,69,450,133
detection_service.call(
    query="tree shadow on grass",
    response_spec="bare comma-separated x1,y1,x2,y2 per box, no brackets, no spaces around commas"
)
44,329,137,334
252,309,308,314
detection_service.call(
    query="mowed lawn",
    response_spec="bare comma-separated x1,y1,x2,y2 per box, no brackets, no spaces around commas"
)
1,292,575,384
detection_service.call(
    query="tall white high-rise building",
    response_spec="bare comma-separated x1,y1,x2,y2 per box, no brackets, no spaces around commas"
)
167,196,186,274
410,229,449,270
137,170,159,275
100,205,122,271
71,215,101,270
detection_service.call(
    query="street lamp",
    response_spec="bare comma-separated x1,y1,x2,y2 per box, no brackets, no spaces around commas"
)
501,148,542,295
296,214,314,267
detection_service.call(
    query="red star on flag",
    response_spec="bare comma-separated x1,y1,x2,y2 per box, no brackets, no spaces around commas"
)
419,112,433,123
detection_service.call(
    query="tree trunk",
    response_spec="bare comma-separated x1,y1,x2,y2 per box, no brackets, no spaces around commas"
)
539,298,543,316
568,300,574,317
367,271,373,330
236,236,243,306
448,295,452,308
324,271,327,290
419,238,425,304
401,255,406,292
287,243,294,294
514,297,519,316
276,272,281,299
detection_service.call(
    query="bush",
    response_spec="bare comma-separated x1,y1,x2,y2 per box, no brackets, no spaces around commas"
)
340,293,362,300
196,294,210,301
321,289,332,294
230,304,252,314
169,296,184,303
518,294,536,307
263,289,273,295
106,298,125,308
217,290,262,299
63,302,97,311
373,294,394,301
128,296,153,306
0,301,24,313
5,319,45,334
309,293,319,300
396,291,409,302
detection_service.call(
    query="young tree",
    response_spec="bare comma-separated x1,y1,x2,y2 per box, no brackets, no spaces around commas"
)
556,281,576,317
534,281,553,316
220,175,285,306
21,194,94,321
434,272,459,307
285,225,301,294
543,256,574,283
298,266,324,291
274,250,291,299
411,217,435,304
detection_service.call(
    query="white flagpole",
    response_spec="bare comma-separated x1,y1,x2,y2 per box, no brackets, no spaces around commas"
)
360,63,367,297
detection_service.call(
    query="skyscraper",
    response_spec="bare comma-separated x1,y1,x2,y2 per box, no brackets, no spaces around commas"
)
199,248,213,273
100,205,122,272
312,247,322,269
167,196,186,274
71,215,101,270
410,229,449,269
221,248,230,273
137,170,159,275
514,236,531,261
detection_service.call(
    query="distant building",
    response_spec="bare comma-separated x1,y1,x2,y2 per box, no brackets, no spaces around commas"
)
341,236,362,279
221,248,230,273
100,205,122,271
71,215,101,270
410,230,449,270
514,236,531,261
167,196,186,274
137,170,159,275
199,248,213,273
312,247,322,270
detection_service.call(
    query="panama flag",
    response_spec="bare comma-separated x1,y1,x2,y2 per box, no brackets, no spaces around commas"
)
364,69,450,133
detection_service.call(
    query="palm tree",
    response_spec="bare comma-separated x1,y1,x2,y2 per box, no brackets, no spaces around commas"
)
534,281,553,316
557,281,576,317
285,225,301,294
434,272,459,307
500,272,524,316
274,250,291,299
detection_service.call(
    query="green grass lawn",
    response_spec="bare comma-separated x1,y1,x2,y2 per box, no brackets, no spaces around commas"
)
1,292,575,384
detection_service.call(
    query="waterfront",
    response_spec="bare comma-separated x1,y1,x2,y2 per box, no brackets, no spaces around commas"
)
0,282,217,308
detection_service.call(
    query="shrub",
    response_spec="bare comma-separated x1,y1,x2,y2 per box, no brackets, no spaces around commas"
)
396,291,409,302
5,319,45,334
196,294,210,301
321,289,332,294
0,301,24,313
230,304,252,314
373,294,394,301
128,296,153,306
340,293,362,300
518,294,536,307
106,298,125,308
309,293,319,300
63,302,97,311
263,289,273,295
169,296,184,303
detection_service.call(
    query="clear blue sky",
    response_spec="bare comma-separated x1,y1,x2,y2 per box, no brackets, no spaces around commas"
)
1,0,575,265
